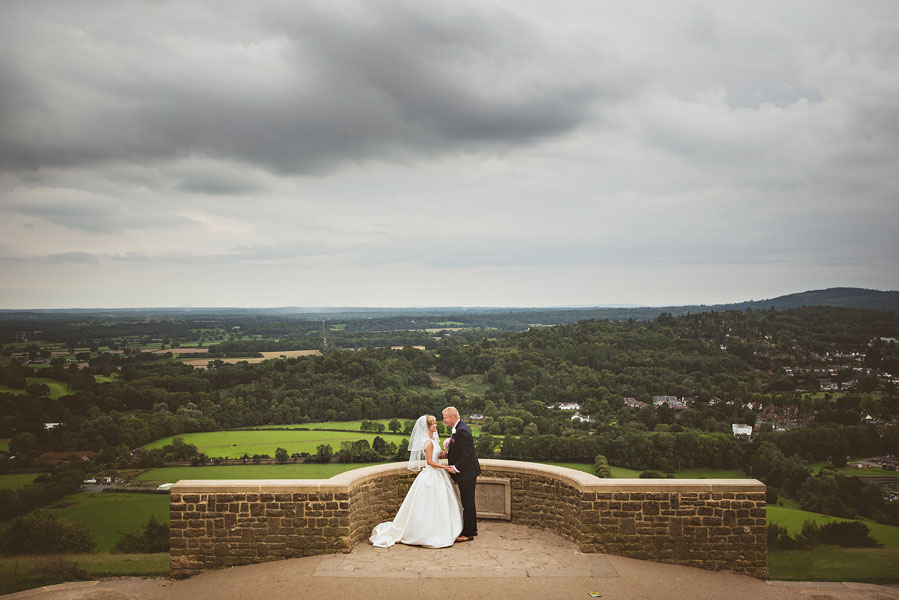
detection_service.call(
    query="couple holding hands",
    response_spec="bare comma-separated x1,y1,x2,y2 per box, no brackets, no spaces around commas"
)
370,407,481,548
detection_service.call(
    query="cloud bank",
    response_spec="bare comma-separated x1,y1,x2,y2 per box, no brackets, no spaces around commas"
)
0,0,896,308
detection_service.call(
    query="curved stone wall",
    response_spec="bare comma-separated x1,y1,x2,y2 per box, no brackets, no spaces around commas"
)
170,460,766,579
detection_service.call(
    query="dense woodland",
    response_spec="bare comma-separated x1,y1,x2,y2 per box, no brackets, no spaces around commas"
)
1,304,898,524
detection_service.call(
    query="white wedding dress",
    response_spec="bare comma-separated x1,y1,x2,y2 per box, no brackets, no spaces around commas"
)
369,434,463,548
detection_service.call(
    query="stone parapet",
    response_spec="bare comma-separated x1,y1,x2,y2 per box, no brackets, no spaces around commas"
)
170,460,766,579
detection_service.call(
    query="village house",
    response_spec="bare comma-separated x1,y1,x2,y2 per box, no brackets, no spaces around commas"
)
624,397,647,409
652,396,687,410
37,451,97,465
732,424,753,437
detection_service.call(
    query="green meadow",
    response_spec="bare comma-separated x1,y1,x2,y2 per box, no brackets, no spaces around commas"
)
767,546,899,583
143,419,486,458
540,463,748,479
0,378,72,399
248,419,484,435
0,554,169,595
767,498,899,548
766,497,899,582
134,462,384,483
0,472,39,490
51,491,171,552
248,419,409,431
142,429,408,458
810,460,899,478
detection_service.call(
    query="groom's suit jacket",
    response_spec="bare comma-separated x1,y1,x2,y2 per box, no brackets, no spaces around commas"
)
447,421,481,483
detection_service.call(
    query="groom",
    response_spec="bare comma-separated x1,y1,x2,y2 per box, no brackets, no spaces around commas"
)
441,406,481,542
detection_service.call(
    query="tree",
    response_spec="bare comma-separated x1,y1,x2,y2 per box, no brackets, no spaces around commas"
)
476,434,496,457
275,447,289,464
314,444,333,463
372,436,389,456
113,515,169,553
594,455,611,478
388,418,401,434
0,511,95,555
9,432,39,455
25,383,51,396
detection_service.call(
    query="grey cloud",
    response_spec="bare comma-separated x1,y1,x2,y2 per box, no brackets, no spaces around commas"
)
46,252,100,263
107,252,151,262
8,195,188,234
178,176,261,196
0,2,603,175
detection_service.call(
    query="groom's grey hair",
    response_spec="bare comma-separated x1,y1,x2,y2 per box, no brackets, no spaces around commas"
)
442,406,459,418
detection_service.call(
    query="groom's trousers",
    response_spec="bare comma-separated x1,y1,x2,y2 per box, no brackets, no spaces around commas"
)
458,478,478,537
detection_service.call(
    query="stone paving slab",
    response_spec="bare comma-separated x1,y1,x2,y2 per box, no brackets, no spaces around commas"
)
5,522,899,600
310,521,618,579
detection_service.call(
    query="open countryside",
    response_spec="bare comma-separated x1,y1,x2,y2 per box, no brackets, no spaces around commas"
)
2,291,899,592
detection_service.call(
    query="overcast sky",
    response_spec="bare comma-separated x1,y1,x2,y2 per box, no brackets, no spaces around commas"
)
1,1,897,309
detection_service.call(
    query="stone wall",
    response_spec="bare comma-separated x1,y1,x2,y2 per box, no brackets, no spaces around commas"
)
170,460,766,579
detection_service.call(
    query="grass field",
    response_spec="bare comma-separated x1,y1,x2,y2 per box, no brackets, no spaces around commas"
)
0,553,169,595
134,462,385,483
247,420,412,432
0,438,8,452
540,463,749,479
810,460,899,478
768,547,899,582
767,498,899,548
766,496,899,582
51,492,171,552
0,473,39,490
247,419,484,435
142,429,410,458
143,419,489,458
0,378,72,399
429,373,490,400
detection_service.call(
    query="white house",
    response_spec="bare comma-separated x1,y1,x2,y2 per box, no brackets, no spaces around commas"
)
732,424,753,437
558,403,581,411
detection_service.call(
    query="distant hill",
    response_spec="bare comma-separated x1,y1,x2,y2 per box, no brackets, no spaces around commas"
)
0,287,895,324
696,287,899,313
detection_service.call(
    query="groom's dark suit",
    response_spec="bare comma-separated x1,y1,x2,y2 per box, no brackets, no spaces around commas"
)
447,420,481,538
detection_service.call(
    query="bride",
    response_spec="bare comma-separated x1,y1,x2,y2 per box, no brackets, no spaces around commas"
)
369,415,463,548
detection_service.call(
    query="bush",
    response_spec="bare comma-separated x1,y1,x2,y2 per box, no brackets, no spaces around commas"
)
818,520,882,547
476,434,496,458
312,444,333,463
594,455,611,478
0,511,95,555
113,515,169,553
393,438,409,462
767,522,796,549
767,519,882,550
794,520,820,549
639,470,672,479
765,486,778,504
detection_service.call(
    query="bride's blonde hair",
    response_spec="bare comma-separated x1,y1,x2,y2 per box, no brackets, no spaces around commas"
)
425,415,436,427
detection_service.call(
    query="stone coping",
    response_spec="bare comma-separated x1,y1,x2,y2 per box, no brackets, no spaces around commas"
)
170,459,764,493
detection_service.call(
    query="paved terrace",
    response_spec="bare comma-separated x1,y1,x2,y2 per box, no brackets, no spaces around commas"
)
6,521,898,600
168,461,770,578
